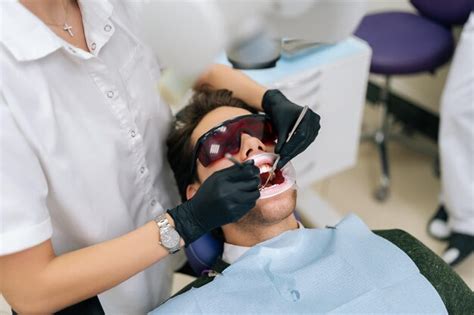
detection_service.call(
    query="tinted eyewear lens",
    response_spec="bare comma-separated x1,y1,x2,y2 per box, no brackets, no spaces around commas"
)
193,114,276,168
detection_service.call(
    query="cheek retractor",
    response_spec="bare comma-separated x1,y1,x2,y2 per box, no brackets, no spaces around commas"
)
249,153,297,199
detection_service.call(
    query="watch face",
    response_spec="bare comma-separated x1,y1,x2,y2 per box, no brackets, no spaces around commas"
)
161,229,180,248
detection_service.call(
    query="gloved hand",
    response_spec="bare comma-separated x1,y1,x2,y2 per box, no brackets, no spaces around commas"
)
168,160,260,245
262,89,321,169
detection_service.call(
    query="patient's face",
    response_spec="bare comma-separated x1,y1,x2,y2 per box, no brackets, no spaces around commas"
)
187,106,296,226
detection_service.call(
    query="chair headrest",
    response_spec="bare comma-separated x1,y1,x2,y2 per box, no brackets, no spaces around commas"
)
184,232,223,275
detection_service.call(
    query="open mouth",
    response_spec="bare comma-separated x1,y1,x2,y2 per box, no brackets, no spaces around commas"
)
259,166,285,189
247,153,296,199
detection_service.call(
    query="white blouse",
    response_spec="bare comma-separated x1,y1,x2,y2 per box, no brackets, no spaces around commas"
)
0,1,182,313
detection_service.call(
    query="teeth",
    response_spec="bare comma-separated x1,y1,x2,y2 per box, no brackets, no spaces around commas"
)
259,164,272,174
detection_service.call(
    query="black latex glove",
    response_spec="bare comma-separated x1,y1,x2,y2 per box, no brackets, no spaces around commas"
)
168,160,260,245
262,89,321,169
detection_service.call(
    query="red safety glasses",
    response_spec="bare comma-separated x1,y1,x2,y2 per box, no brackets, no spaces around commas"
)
191,114,277,172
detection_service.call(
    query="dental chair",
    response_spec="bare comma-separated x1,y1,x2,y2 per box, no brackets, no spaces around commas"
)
354,0,473,201
11,297,104,315
185,231,224,275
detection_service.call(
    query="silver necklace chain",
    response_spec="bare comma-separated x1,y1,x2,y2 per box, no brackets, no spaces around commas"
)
43,0,74,37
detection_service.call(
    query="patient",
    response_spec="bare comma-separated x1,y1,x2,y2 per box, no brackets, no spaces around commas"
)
153,89,472,314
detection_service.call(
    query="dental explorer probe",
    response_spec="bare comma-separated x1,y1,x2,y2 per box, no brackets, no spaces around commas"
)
225,153,244,167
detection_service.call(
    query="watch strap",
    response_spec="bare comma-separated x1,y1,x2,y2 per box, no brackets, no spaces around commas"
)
154,213,181,254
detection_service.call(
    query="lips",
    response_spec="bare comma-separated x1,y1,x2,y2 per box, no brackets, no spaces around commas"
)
246,153,296,199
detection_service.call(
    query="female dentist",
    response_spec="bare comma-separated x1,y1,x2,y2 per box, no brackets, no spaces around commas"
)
0,1,320,314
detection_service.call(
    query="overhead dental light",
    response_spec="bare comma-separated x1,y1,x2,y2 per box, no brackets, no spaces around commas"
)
140,0,367,105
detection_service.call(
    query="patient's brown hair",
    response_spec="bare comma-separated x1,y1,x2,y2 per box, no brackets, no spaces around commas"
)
167,88,258,202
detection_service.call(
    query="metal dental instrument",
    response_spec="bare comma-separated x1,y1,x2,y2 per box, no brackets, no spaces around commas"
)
286,105,309,143
225,153,243,167
263,105,310,188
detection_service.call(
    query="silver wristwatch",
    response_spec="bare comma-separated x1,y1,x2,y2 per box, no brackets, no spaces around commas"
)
154,213,181,254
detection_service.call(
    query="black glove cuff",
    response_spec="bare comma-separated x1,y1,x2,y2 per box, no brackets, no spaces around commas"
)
262,89,285,114
167,205,203,247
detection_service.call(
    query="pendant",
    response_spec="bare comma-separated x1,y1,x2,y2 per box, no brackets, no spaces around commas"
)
63,23,74,37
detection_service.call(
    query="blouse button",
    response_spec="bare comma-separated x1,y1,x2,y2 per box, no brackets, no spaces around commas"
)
140,166,145,174
130,130,136,138
104,24,112,32
90,42,97,50
151,199,157,207
106,91,115,98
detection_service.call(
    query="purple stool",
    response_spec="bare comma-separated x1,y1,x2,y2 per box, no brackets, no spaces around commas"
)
354,0,472,201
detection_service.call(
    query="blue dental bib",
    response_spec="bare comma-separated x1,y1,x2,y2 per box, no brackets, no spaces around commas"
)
153,214,446,314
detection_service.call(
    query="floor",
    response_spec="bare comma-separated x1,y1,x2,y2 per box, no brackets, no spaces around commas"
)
1,105,472,314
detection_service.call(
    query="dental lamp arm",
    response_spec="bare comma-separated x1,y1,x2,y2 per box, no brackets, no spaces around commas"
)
141,0,366,105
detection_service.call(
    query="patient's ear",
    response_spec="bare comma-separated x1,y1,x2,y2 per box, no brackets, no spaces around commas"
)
186,183,200,200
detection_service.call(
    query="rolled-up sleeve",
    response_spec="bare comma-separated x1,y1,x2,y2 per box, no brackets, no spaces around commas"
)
0,93,52,256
